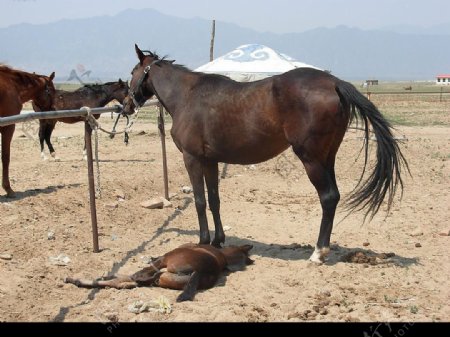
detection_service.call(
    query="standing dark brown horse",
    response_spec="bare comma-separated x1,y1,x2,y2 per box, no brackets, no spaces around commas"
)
0,65,56,197
123,45,408,263
32,79,129,160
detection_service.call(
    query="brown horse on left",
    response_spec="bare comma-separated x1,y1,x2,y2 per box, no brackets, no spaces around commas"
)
0,65,56,197
64,243,253,302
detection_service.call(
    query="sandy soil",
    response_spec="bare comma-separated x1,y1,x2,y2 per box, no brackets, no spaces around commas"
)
0,112,449,322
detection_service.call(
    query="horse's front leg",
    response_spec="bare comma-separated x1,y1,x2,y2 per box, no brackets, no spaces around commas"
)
38,120,47,160
204,161,225,247
183,152,210,244
44,121,57,160
1,125,16,198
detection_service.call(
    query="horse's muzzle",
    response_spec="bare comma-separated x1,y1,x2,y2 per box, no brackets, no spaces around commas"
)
122,96,136,115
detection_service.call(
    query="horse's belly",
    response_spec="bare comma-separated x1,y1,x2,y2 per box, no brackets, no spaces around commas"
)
207,136,289,165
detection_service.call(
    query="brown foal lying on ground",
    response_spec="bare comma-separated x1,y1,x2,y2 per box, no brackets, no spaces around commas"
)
64,243,253,302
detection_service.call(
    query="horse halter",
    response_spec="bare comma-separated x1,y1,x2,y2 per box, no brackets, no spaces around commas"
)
128,59,160,110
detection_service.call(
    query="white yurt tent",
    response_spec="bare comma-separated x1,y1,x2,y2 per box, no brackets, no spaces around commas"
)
195,44,321,82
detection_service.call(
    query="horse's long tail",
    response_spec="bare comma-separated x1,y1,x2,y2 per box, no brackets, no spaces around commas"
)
335,80,409,219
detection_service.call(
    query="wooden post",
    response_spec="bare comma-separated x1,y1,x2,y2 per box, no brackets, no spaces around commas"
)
210,20,215,62
158,104,169,200
209,18,227,179
84,121,100,253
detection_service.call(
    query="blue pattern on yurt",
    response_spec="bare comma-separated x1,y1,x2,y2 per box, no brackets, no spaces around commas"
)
224,44,270,62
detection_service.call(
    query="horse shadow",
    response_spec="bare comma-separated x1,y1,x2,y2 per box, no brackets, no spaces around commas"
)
162,229,419,267
0,183,81,202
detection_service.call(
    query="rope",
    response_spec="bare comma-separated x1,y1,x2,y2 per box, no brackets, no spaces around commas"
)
94,124,101,198
81,105,141,198
81,106,101,199
84,105,139,145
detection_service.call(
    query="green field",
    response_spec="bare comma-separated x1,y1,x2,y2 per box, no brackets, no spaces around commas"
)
351,82,450,126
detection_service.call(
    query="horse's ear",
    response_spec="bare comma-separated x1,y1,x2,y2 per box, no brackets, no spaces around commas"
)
49,72,55,80
135,44,145,64
118,78,123,84
240,245,253,254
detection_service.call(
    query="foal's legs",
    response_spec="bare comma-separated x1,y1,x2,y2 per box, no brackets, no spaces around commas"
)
1,125,16,198
204,161,225,247
158,271,200,302
183,152,210,244
64,275,138,289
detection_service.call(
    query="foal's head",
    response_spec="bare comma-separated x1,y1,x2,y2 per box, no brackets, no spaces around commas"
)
106,78,129,105
221,245,254,271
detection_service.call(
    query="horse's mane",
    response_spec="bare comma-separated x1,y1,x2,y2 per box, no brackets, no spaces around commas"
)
72,80,124,95
144,50,231,81
0,64,42,86
0,64,19,75
77,83,107,94
142,50,182,70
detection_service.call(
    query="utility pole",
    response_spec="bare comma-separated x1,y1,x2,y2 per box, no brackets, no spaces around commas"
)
210,19,215,61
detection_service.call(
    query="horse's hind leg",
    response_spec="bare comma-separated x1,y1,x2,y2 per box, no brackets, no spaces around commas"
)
64,275,138,289
130,257,165,286
1,125,16,198
204,161,225,247
183,152,211,245
292,143,341,264
156,271,200,302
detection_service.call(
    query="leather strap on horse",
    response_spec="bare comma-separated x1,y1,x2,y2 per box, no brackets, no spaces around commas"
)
128,59,161,111
82,106,102,199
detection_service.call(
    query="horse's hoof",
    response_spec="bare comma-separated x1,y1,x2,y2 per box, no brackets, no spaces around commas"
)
176,292,194,302
5,191,16,198
50,152,56,158
308,246,330,264
211,240,223,248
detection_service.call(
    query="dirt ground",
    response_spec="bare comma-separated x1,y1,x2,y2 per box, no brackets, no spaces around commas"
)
0,110,449,323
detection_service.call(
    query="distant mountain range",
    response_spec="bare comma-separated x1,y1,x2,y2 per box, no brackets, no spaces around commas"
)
1,8,449,81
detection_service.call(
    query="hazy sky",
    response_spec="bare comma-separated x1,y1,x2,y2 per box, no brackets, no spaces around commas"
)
1,0,449,33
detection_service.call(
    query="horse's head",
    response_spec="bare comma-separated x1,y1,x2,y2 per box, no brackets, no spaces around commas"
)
108,78,129,105
33,71,56,111
221,244,254,272
123,44,160,115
